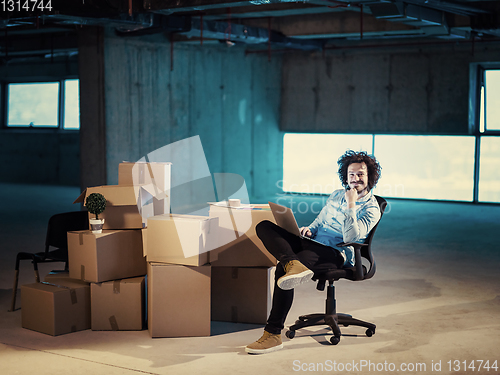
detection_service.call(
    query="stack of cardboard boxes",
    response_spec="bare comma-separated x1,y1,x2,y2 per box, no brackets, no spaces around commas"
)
208,204,277,325
21,161,277,338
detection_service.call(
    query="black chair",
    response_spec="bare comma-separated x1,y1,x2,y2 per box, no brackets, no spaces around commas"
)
9,210,89,312
285,195,387,345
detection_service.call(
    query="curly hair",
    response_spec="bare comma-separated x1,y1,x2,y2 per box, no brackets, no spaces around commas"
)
337,150,382,191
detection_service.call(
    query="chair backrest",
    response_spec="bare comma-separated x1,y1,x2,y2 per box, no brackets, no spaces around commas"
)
45,211,89,251
358,195,387,280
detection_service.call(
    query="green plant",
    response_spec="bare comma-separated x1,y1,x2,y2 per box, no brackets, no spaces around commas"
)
86,193,106,220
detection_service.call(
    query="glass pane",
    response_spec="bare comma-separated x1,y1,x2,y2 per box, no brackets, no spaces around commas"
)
8,82,59,127
283,133,373,194
478,136,500,203
374,135,475,201
485,70,500,131
64,79,80,130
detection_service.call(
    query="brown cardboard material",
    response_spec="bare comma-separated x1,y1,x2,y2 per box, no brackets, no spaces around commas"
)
67,230,146,283
146,214,219,266
21,279,90,336
91,276,145,331
43,270,70,282
147,262,211,337
209,204,277,267
74,184,164,230
118,162,171,218
211,266,275,324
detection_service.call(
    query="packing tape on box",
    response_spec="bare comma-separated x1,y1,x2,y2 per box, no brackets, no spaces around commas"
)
113,280,121,294
231,306,238,322
109,315,119,331
41,282,78,304
231,267,239,279
79,232,84,245
81,265,86,281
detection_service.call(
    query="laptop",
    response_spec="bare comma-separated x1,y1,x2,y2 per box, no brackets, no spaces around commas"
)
268,201,324,245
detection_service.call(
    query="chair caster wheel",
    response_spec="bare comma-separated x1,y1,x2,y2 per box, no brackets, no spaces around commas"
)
366,328,375,337
343,324,349,327
330,336,340,345
286,330,296,339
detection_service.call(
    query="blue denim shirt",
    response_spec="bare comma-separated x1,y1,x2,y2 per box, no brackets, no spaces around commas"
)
308,189,381,267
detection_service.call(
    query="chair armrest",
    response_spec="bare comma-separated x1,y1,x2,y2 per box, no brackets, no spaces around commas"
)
336,242,368,248
336,242,367,281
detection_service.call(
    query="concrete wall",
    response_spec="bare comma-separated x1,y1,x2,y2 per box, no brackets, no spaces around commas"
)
0,59,80,186
281,44,500,134
101,31,283,201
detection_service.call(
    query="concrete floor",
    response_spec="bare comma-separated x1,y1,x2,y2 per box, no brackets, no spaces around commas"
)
1,183,499,375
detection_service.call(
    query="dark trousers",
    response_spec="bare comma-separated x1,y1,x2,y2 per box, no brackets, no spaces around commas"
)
256,220,344,334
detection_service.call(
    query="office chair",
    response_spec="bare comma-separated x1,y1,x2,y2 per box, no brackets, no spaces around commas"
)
285,195,387,345
9,210,89,312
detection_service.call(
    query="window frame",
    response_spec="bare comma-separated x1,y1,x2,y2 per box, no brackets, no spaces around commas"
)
1,76,79,131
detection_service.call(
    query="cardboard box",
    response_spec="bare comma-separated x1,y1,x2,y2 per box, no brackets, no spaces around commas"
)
74,184,163,230
44,270,70,282
91,277,145,331
68,230,146,283
148,262,211,337
21,279,90,336
211,266,275,324
146,214,219,266
118,162,171,218
209,204,277,267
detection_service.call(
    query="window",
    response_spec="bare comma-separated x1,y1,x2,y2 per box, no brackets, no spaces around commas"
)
283,134,476,202
374,135,475,201
475,65,500,203
283,133,373,194
5,79,80,130
482,70,500,132
63,79,80,130
8,82,59,127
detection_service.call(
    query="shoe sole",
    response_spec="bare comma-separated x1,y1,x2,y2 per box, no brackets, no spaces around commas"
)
277,269,314,290
245,343,284,354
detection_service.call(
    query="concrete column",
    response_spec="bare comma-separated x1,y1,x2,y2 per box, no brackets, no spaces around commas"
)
78,26,107,191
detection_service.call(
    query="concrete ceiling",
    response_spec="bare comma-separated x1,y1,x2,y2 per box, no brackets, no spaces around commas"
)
1,0,500,62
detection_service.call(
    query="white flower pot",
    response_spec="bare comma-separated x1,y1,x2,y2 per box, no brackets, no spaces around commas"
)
89,218,105,234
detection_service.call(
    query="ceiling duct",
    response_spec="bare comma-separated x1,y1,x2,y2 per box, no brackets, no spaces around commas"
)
369,2,449,36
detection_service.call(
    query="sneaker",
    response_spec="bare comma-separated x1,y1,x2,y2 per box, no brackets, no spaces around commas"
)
277,260,314,290
245,331,283,354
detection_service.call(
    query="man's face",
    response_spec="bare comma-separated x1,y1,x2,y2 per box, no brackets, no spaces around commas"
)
347,162,369,194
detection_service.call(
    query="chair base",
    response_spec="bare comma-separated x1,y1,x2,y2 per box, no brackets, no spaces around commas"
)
285,283,376,345
287,313,376,344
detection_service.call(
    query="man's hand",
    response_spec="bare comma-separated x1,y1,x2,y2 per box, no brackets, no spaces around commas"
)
300,226,312,238
345,188,358,208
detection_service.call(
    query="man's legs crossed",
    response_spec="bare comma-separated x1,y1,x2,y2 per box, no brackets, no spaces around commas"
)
246,220,343,354
255,220,314,290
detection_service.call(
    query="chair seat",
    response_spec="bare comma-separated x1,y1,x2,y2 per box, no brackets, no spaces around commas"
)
313,265,367,282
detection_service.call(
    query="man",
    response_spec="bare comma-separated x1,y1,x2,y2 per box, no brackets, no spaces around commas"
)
245,150,382,354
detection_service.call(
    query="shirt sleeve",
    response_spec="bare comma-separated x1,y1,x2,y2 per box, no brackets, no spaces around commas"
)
307,191,337,236
342,199,381,243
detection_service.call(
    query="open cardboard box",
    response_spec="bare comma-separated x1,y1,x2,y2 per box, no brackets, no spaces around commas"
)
118,162,171,218
74,184,167,230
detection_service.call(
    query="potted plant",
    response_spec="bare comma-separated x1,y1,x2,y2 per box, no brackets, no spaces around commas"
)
86,192,107,233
